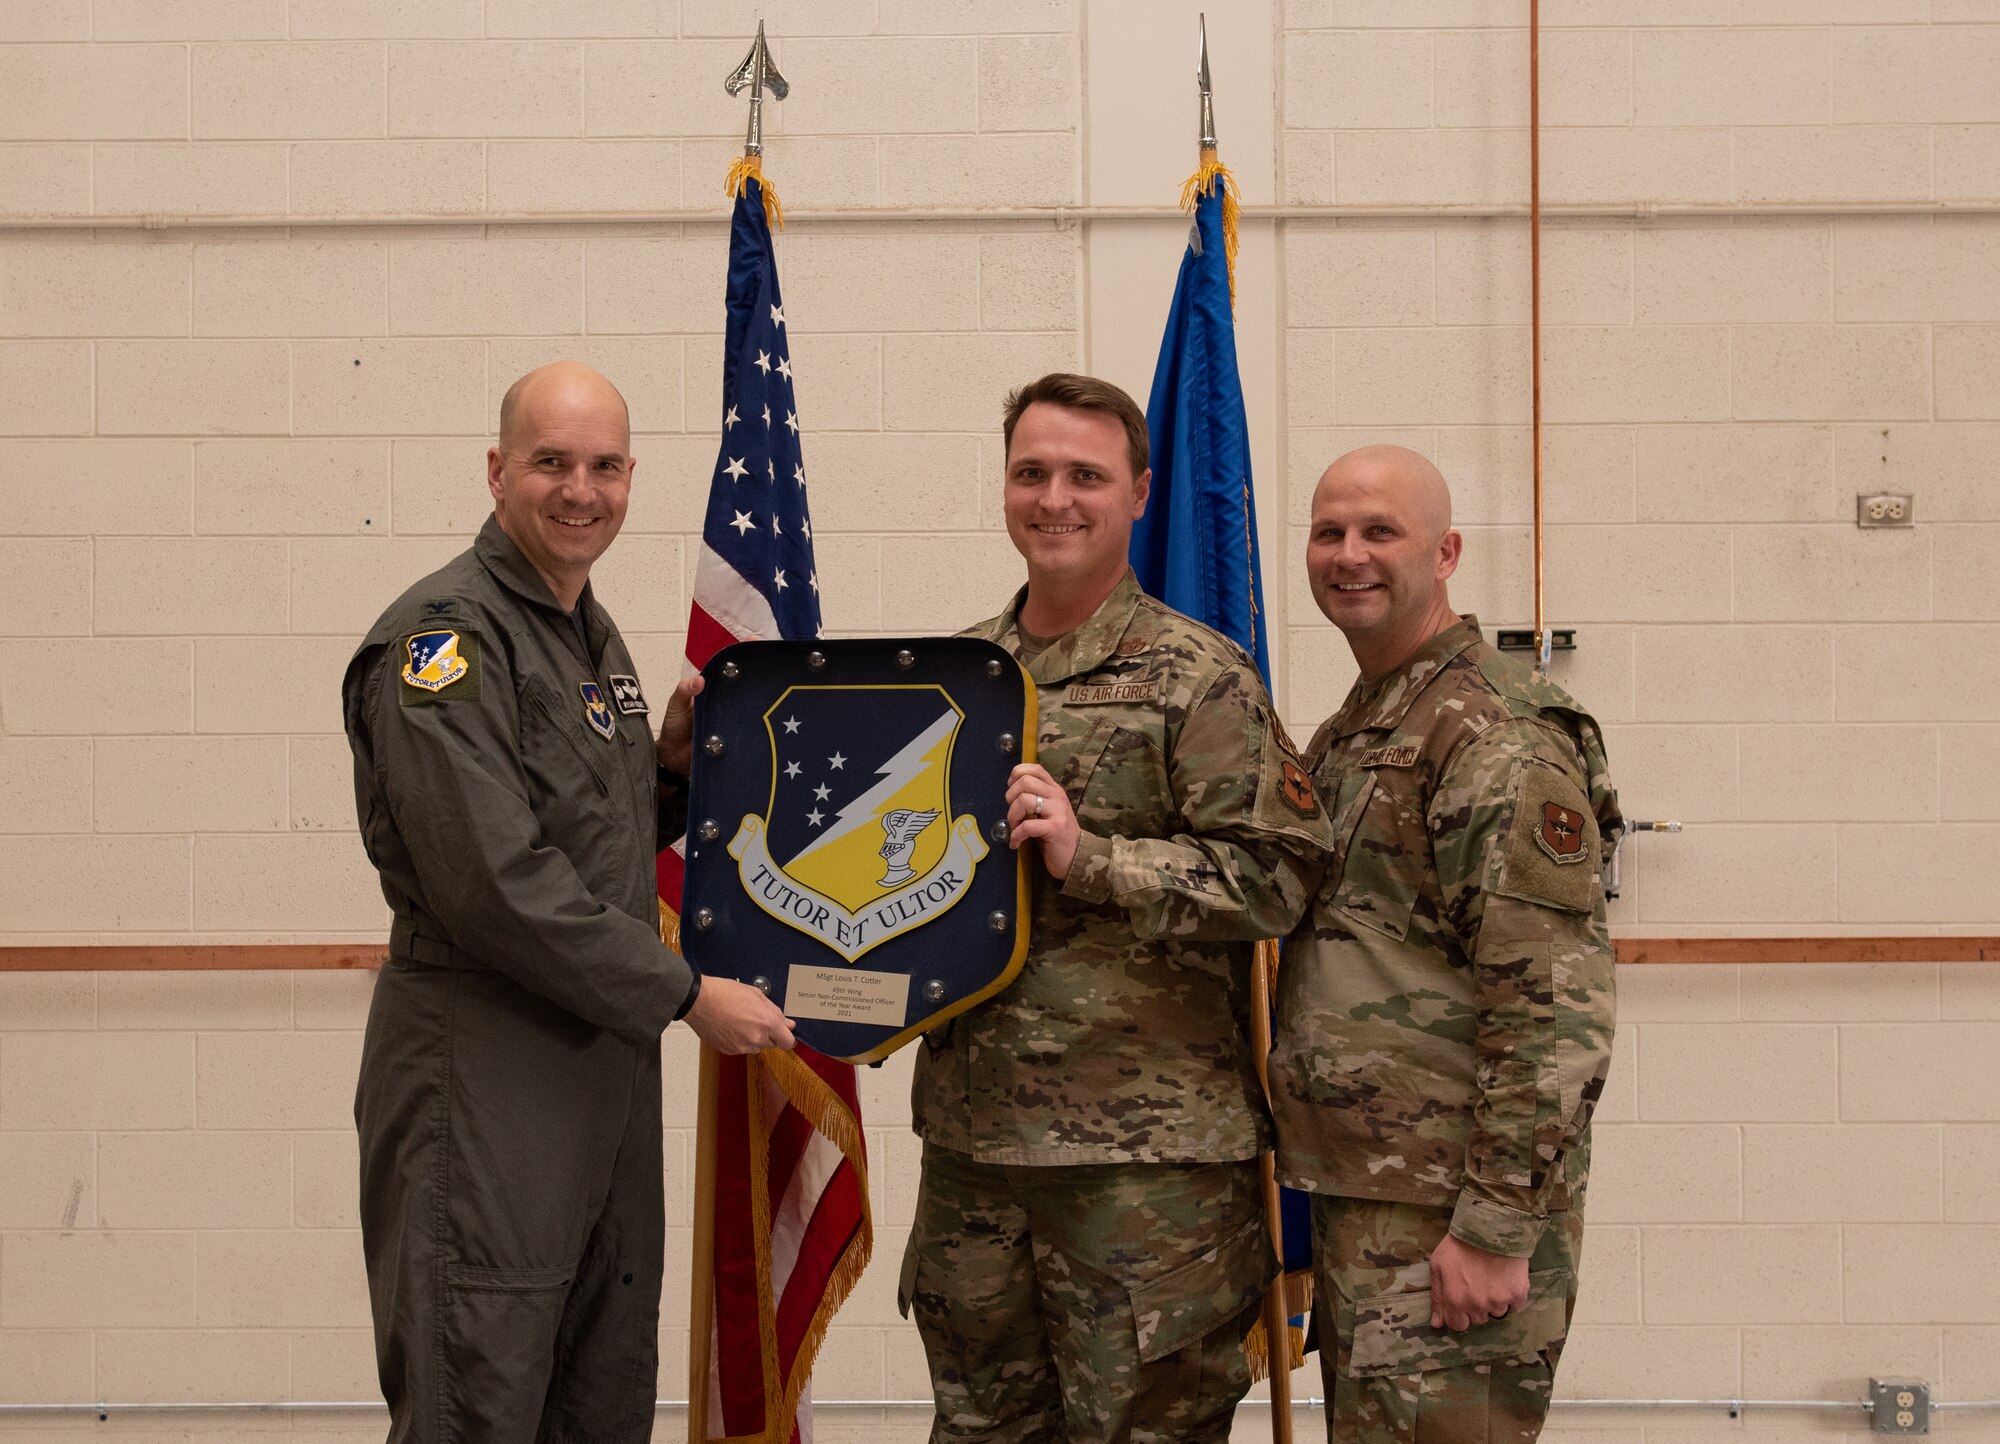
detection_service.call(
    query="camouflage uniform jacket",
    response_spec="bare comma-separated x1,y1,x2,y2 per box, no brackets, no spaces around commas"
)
912,571,1335,1166
1271,617,1620,1258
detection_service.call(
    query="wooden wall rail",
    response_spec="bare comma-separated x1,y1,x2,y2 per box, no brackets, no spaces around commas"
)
1,939,1996,971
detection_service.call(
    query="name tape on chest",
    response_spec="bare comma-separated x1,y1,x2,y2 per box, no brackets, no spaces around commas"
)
1360,744,1421,768
1064,680,1159,706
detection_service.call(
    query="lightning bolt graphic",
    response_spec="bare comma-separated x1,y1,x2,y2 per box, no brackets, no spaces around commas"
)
788,708,956,862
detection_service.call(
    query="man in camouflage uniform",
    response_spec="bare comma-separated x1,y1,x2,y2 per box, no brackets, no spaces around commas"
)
899,373,1334,1443
1271,445,1621,1443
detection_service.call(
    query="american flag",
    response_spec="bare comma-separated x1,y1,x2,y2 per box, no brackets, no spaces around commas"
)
667,170,871,1444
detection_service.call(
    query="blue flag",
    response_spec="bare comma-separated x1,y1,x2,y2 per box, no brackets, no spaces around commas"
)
1129,178,1270,679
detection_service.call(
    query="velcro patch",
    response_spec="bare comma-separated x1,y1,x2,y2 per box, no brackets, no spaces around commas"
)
400,629,480,704
1280,759,1318,816
1497,764,1599,914
1536,801,1588,864
1065,681,1159,705
608,672,648,714
1361,744,1420,768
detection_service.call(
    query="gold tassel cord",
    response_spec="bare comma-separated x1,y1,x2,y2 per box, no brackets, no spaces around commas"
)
725,154,785,231
1180,154,1240,311
1242,1272,1314,1383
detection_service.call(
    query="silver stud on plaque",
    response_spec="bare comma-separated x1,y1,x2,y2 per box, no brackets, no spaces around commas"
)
990,818,1010,844
750,975,772,995
704,734,725,756
896,649,915,670
998,732,1017,754
694,908,715,931
807,650,826,670
923,979,946,1003
987,911,1008,932
698,819,720,842
985,659,1003,678
720,660,740,680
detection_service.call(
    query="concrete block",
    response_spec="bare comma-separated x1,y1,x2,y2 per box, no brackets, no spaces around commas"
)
94,0,285,38
1284,30,1431,130
0,1329,93,1404
583,534,685,635
1835,24,2000,124
195,834,386,931
94,537,287,636
584,238,728,335
486,0,672,35
1842,1021,2000,1120
1336,127,1527,207
1835,215,2000,324
97,340,292,436
390,436,495,535
980,231,1079,333
1546,523,1733,623
1742,1325,1942,1401
1543,126,1734,204
878,533,1021,635
1644,1223,1844,1323
1282,128,1335,207
881,332,1078,432
1741,960,1941,1024
294,969,378,1030
196,439,389,535
1836,624,2000,722
289,1325,384,1400
781,38,978,135
1289,226,1434,327
7,439,192,536
775,232,981,333
1597,724,1737,824
1570,1225,1639,1326
1635,423,1835,523
1635,28,1830,126
291,0,481,35
1543,621,1633,724
1938,325,2000,419
0,538,86,636
1744,1123,1943,1222
621,433,710,536
1736,125,1933,203
1555,1324,1740,1398
879,133,1078,207
803,434,982,533
296,1129,361,1228
95,737,286,834
1335,326,1528,426
0,1231,194,1328
487,139,681,212
1634,223,1832,324
1638,822,1840,925
1945,1125,2000,1222
390,41,581,137
1733,323,1930,421
1434,224,1631,327
97,1131,291,1229
1939,124,2000,201
1834,422,2000,523
1738,724,1936,822
196,1228,370,1327
979,35,1076,134
292,140,486,216
878,0,1071,29
1429,522,1530,626
93,142,289,216
0,143,90,216
0,1133,93,1228
0,736,90,834
0,0,89,40
0,44,187,140
390,238,582,336
1545,325,1733,423
681,0,875,34
196,1030,364,1131
1734,525,1931,623
806,534,880,635
1435,28,1631,128
1845,1224,2000,1323
585,39,764,138
0,341,96,435
1639,1022,1838,1121
0,834,193,932
1944,1324,2000,1397
0,1030,193,1130
1942,725,2000,822
293,338,487,435
0,239,190,336
1283,331,1337,428
195,635,352,735
1586,1124,1741,1223
1838,824,2000,925
0,638,192,735
0,973,94,1031
194,42,384,139
492,338,683,437
682,134,883,210
195,240,385,337
97,971,292,1031
96,1327,292,1405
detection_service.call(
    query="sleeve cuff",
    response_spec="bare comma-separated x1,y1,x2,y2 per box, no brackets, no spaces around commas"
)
1058,831,1115,904
671,969,702,1023
1449,1190,1547,1259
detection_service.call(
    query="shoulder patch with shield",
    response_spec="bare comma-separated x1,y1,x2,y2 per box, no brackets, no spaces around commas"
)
399,629,480,704
1496,761,1601,914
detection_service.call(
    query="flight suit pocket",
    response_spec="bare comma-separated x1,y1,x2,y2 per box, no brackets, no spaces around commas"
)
1342,1266,1570,1379
1128,1215,1273,1364
441,1262,576,1430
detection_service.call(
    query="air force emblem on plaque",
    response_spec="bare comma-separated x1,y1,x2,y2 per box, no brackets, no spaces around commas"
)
402,630,468,692
681,638,1035,1063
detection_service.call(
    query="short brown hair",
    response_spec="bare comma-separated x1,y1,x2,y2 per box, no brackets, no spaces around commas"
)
1001,372,1149,481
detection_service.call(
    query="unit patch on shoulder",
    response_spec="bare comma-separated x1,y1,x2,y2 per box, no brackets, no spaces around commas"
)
400,629,479,704
1361,744,1421,768
579,682,617,740
1496,763,1600,914
1537,801,1588,864
608,673,648,715
1280,759,1318,816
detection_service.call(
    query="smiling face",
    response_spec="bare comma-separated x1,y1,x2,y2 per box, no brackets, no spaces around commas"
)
1305,445,1463,677
1002,401,1151,608
486,362,634,610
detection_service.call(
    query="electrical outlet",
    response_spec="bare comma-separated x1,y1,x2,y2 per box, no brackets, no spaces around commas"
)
1858,493,1915,528
1870,1378,1930,1434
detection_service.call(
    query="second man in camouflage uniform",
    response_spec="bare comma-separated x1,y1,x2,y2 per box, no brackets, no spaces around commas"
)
1273,445,1621,1443
899,373,1334,1443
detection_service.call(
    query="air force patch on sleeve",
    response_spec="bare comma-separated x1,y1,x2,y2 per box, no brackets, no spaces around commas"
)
399,629,479,703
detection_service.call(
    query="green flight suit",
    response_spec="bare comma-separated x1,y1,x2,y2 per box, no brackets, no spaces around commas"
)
343,515,695,1444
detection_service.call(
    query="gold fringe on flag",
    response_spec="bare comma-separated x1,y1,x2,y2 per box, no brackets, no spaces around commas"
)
1242,1270,1315,1383
726,154,786,231
1179,152,1240,311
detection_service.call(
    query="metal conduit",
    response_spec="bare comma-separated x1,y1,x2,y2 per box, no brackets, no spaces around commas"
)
0,199,1996,231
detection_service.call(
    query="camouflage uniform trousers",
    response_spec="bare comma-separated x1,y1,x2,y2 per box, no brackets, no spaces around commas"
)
899,1143,1274,1444
1310,1196,1586,1444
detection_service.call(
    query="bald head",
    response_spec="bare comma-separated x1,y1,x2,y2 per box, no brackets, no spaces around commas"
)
1313,444,1452,541
498,361,630,453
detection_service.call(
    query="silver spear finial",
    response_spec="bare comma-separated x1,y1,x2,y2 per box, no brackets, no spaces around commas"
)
724,20,789,158
1197,13,1216,152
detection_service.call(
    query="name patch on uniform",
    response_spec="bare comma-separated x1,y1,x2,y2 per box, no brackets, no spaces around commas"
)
400,629,476,702
579,682,616,740
608,673,648,714
1065,681,1158,705
1361,744,1421,768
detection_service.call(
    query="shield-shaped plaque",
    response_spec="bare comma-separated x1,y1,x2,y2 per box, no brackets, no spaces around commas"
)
682,637,1036,1063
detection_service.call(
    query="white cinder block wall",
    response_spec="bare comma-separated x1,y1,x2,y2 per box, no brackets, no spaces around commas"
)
0,2,1995,1440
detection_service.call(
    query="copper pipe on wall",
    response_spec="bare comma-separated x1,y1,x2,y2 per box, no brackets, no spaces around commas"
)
1529,0,1548,670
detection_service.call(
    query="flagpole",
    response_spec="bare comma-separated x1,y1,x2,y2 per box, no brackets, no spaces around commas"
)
686,1043,720,1442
